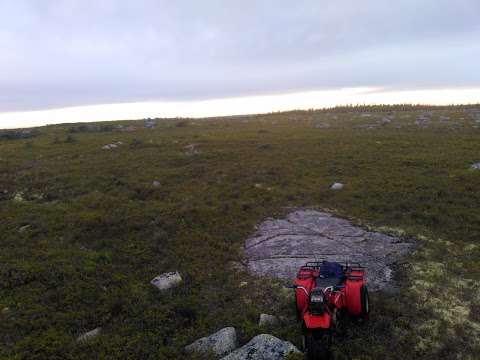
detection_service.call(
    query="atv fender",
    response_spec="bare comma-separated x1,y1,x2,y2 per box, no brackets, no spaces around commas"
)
345,277,363,316
303,312,331,329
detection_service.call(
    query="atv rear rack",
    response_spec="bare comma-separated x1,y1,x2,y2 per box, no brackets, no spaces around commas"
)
303,260,364,272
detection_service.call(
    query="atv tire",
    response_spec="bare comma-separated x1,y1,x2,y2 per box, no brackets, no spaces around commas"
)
360,284,370,319
304,330,331,360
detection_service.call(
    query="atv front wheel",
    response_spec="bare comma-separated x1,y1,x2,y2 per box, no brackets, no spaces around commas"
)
304,330,331,360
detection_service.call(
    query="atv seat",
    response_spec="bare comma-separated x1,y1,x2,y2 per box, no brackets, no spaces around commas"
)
315,276,343,289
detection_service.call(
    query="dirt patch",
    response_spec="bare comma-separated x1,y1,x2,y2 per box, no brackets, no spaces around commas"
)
243,210,413,291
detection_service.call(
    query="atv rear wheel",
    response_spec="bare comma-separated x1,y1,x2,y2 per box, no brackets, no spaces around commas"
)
360,284,370,319
303,329,331,360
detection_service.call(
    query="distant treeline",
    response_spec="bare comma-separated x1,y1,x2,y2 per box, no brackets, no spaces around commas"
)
287,103,480,114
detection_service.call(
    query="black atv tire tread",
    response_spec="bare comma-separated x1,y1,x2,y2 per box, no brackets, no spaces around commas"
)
305,331,330,360
360,284,369,318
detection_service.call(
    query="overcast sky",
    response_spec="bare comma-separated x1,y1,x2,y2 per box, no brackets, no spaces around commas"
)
1,0,480,126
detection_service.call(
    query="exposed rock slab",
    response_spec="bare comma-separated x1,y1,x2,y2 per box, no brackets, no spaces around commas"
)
185,327,237,358
243,210,412,291
221,334,299,360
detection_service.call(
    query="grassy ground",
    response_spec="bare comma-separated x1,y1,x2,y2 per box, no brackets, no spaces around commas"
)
1,106,479,359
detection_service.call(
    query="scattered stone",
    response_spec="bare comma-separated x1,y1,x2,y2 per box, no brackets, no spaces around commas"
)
379,114,394,125
471,163,480,170
239,281,248,287
0,129,39,141
416,113,431,126
2,307,10,315
360,113,372,118
439,116,451,122
221,334,300,360
18,225,31,233
144,119,156,129
330,182,344,190
314,123,330,129
258,314,279,327
243,210,413,291
185,144,199,155
13,192,24,202
102,144,118,150
76,327,101,343
150,271,182,291
185,327,238,358
152,180,161,187
254,183,263,189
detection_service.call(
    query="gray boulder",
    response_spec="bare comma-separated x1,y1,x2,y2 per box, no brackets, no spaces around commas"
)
471,163,480,170
221,334,300,360
150,271,182,291
185,327,237,358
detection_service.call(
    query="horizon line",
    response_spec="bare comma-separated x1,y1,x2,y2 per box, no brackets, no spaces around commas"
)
1,87,479,130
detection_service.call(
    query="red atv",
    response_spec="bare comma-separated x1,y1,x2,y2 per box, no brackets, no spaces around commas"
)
289,261,369,359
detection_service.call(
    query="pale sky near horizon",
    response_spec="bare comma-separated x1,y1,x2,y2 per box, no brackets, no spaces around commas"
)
1,0,480,129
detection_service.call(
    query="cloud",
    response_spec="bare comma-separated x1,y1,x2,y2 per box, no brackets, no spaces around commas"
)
0,0,479,112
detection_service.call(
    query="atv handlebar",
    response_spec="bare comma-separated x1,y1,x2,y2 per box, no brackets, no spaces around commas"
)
285,285,309,296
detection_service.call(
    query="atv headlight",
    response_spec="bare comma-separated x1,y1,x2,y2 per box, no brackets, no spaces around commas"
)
310,292,324,304
309,289,325,315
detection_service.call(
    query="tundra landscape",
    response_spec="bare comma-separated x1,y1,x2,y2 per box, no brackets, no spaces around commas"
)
1,105,479,359
2,1,480,358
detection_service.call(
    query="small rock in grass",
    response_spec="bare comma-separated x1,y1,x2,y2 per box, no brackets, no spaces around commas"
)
185,327,237,358
102,144,118,150
76,327,101,342
13,192,24,202
152,180,161,187
239,281,248,287
150,271,182,291
471,163,480,170
380,116,392,125
185,144,199,155
2,307,10,315
330,182,344,190
221,334,300,360
18,225,31,233
258,314,279,327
